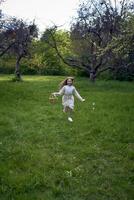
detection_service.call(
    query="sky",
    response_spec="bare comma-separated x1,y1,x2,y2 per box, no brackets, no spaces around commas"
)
1,0,80,32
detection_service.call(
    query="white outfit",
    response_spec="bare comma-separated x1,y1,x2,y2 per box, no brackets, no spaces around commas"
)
54,85,83,110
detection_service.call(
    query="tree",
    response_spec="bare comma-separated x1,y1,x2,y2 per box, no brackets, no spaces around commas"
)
41,28,75,75
43,0,134,81
108,13,134,80
0,14,38,80
70,0,134,81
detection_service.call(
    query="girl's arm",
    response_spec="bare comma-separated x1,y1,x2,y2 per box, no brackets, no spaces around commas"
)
74,87,85,102
52,86,65,96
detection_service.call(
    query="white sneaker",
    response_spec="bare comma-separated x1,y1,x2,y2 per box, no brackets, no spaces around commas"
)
68,117,73,122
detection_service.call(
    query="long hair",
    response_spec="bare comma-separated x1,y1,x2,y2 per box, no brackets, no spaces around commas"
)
59,77,74,89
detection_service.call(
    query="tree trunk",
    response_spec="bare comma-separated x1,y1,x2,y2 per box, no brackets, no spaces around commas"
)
90,70,96,82
15,55,22,81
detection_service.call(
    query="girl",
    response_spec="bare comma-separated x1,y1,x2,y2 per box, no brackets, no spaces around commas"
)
52,77,85,122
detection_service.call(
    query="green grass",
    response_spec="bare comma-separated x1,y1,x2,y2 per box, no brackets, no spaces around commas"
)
0,75,134,200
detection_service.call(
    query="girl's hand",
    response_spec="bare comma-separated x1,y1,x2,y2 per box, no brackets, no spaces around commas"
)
52,92,56,97
82,98,85,102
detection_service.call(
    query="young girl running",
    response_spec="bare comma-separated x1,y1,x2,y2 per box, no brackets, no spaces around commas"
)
52,77,85,122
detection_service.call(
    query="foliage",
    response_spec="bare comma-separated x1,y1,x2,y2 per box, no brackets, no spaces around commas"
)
109,14,134,80
70,0,134,80
0,0,134,81
0,11,38,79
32,29,78,75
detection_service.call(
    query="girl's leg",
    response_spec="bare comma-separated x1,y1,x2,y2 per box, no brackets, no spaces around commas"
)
67,107,73,122
64,106,73,121
63,106,68,113
68,107,73,118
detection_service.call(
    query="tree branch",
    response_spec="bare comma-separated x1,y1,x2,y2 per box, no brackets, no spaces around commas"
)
120,0,126,17
0,41,15,57
97,66,113,76
47,29,91,74
90,0,102,18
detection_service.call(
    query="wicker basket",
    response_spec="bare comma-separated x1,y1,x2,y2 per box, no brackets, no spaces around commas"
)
49,93,58,104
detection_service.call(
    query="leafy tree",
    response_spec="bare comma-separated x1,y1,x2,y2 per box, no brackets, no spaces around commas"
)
0,13,38,80
41,28,75,75
70,0,134,81
108,14,134,80
44,0,134,81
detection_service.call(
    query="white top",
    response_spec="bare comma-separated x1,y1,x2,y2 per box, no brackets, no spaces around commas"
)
54,85,83,101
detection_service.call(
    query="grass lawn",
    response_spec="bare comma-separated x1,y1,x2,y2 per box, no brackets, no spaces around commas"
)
0,75,134,200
